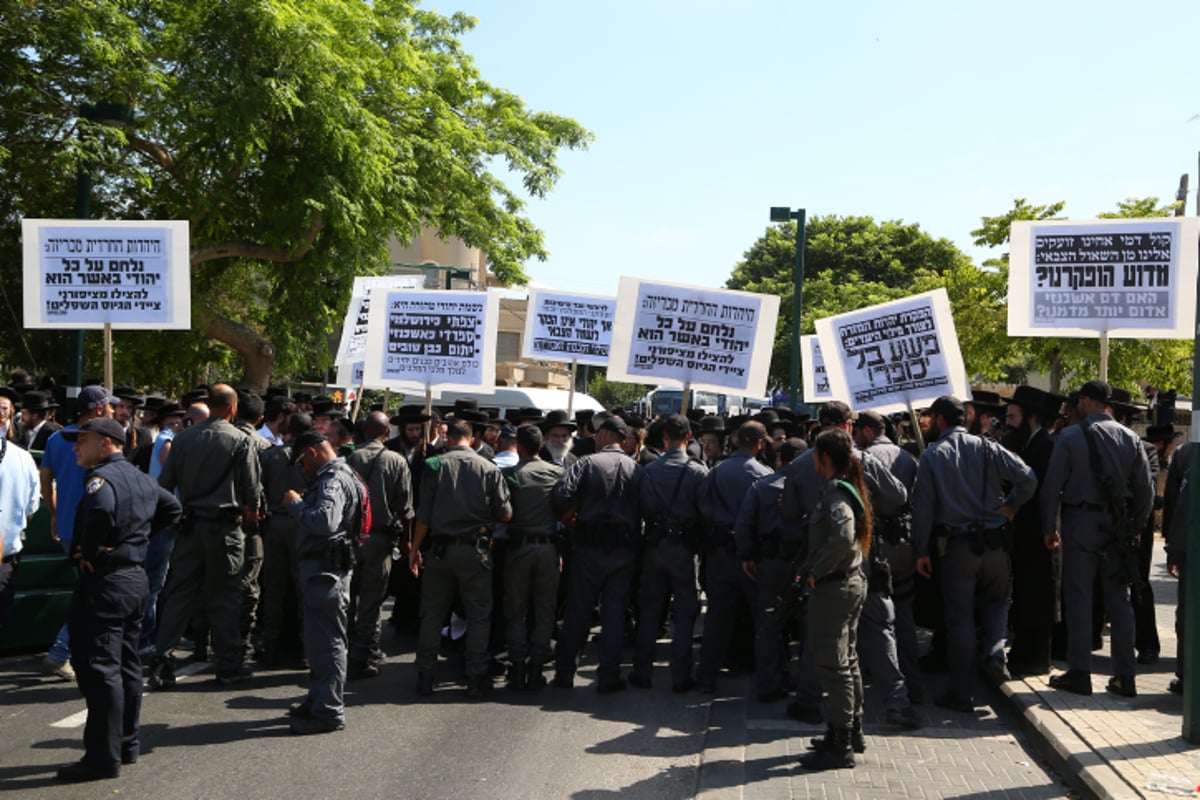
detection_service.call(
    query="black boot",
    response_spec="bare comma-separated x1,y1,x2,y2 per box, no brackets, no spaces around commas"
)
808,723,835,751
849,715,866,754
798,727,855,771
508,662,527,690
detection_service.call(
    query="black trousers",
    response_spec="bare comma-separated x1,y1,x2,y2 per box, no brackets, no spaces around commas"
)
68,568,148,770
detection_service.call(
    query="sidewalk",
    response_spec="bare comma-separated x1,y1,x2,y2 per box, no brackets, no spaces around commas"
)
999,543,1200,799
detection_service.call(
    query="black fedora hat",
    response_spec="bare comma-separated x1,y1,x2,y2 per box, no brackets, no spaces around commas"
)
698,415,725,434
20,390,57,412
508,407,545,425
1143,424,1180,443
539,409,577,432
1010,385,1060,416
390,404,431,424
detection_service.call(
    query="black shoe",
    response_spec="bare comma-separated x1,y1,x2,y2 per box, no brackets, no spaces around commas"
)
933,693,975,713
256,643,279,669
288,701,312,719
1170,678,1184,695
526,670,548,691
786,701,824,724
1137,649,1160,666
214,665,253,686
120,751,138,766
756,687,787,703
487,657,508,677
886,706,921,730
980,658,1012,686
507,663,527,690
672,677,696,694
596,678,627,694
147,659,175,690
416,672,435,696
1007,660,1050,677
289,715,344,735
627,672,652,689
1106,675,1136,698
467,675,492,699
1048,670,1093,696
552,671,574,689
798,728,855,771
348,661,380,680
56,761,120,782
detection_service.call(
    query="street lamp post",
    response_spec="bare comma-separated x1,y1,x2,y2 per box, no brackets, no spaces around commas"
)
769,207,806,413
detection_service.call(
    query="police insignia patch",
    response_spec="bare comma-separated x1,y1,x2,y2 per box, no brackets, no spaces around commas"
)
86,476,106,494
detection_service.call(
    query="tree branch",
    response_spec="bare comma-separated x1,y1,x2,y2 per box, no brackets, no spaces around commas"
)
189,211,324,267
127,133,192,194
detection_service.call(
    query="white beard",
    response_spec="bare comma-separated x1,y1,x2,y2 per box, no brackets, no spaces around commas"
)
546,439,573,462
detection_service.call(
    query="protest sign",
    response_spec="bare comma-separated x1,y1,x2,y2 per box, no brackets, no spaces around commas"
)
801,334,833,403
606,278,779,396
1008,217,1200,338
334,275,425,366
815,288,968,415
335,361,365,389
362,289,499,391
521,289,615,365
22,219,190,329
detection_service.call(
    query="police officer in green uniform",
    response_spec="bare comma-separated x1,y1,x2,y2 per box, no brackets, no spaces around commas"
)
232,390,271,662
56,418,181,782
345,412,413,679
409,416,511,699
501,424,563,690
150,384,262,688
797,428,870,772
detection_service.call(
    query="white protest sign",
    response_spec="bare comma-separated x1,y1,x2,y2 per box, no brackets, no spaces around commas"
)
606,277,780,396
521,289,615,365
335,361,365,389
334,275,425,366
362,289,499,391
22,219,190,329
801,334,833,403
1008,217,1200,338
815,288,968,415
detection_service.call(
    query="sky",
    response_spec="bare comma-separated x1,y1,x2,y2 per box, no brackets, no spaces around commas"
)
442,0,1200,296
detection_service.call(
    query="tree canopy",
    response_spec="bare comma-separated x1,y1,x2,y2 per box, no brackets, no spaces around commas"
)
0,1,591,391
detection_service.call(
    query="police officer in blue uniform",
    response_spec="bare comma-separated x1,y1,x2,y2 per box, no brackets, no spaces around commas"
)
55,418,181,783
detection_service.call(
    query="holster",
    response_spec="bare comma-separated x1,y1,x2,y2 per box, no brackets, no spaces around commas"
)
322,538,356,572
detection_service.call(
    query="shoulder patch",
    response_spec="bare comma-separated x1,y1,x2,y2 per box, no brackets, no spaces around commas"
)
424,456,441,472
86,476,107,494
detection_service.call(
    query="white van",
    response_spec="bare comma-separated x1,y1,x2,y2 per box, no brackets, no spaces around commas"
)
428,386,605,417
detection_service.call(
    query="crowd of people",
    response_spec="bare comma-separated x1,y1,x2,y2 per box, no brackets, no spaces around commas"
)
0,369,1187,780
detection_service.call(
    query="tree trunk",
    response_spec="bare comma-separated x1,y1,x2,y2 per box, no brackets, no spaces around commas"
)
1048,348,1062,394
197,310,275,393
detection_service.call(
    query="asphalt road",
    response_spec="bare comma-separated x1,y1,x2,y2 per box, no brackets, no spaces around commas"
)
0,616,1072,799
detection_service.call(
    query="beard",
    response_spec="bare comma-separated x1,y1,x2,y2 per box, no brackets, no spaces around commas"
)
546,438,573,462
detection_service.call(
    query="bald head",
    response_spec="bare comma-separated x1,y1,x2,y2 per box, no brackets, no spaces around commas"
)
363,411,390,441
209,384,238,421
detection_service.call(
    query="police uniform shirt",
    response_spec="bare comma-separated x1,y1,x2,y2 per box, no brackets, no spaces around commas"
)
233,418,274,456
159,417,261,513
1039,412,1153,539
416,445,511,538
1163,441,1192,564
802,480,863,577
910,425,1037,560
346,440,414,531
782,448,908,535
700,450,774,533
260,444,307,514
288,457,361,559
862,435,918,492
640,448,708,530
504,456,564,537
75,453,182,566
733,471,787,559
552,444,643,530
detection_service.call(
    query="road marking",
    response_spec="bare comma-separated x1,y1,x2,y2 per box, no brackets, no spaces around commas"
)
49,661,211,728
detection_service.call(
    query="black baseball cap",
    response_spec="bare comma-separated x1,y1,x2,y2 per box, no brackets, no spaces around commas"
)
289,431,328,463
60,417,127,445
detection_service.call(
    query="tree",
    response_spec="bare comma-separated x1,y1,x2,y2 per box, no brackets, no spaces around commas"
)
585,370,648,411
0,2,591,390
727,215,982,390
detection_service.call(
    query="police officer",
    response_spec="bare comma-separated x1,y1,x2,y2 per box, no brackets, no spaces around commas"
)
501,424,564,690
232,390,272,662
55,418,181,782
283,432,365,734
345,412,413,679
912,395,1037,713
552,414,643,693
1041,380,1153,697
797,429,870,772
1163,436,1191,695
629,414,707,692
151,384,262,688
408,415,511,699
695,420,773,693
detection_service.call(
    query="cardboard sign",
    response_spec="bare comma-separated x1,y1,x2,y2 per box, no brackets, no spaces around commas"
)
607,277,779,396
521,289,615,365
362,289,499,391
1008,217,1200,338
22,219,190,329
815,288,968,415
334,275,425,366
801,334,833,403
